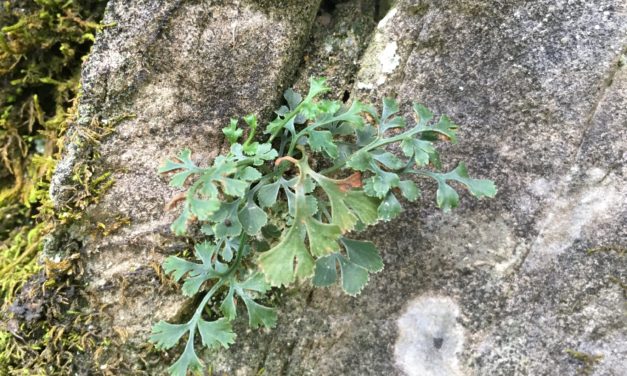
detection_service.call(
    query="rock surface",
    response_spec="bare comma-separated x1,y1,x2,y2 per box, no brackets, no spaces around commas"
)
49,0,626,375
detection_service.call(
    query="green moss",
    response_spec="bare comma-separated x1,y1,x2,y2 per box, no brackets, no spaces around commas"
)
0,0,107,300
565,349,603,376
0,0,108,374
586,244,626,256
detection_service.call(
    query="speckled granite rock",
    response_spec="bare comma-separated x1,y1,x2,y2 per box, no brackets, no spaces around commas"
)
46,0,626,374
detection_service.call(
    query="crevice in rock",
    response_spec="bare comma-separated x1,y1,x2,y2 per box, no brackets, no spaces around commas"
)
375,0,394,21
516,47,627,273
292,0,378,96
572,47,627,164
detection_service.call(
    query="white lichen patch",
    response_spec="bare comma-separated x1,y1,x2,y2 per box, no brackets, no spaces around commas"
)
379,41,400,74
394,296,466,376
355,8,401,89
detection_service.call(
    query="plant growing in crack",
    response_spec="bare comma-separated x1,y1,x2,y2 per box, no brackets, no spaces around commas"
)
151,77,497,375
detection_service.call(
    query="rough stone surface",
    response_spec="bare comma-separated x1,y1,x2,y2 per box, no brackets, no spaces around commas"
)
48,0,626,374
48,0,320,359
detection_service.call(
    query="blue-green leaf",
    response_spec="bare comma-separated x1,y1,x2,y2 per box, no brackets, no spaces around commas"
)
149,321,188,350
257,181,281,208
313,238,383,296
378,192,402,221
412,103,433,126
240,296,277,329
308,130,338,158
436,181,459,212
398,180,420,201
163,256,199,282
168,341,202,376
189,197,220,220
198,318,236,349
239,201,268,236
340,238,383,272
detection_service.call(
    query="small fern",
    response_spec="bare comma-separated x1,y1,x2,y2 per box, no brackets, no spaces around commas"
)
151,78,497,375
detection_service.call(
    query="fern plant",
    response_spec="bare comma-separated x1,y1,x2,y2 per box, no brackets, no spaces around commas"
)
151,78,497,375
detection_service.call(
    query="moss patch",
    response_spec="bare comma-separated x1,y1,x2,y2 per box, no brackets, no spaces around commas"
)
0,0,107,373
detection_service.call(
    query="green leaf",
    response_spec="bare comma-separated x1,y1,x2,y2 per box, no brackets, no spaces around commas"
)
344,190,380,226
221,274,277,327
236,166,262,181
381,97,399,122
182,274,207,296
306,77,330,99
169,170,194,188
337,256,369,296
308,130,338,158
258,168,345,286
346,150,373,171
213,202,243,238
168,340,202,376
220,177,248,197
446,163,497,198
243,114,257,130
161,149,198,187
220,287,237,320
237,272,272,293
257,181,281,208
250,143,278,165
284,88,302,110
222,118,243,144
313,238,383,296
436,181,459,212
171,206,191,235
238,201,268,235
243,142,259,156
364,169,400,199
423,163,497,211
373,152,405,170
240,296,277,329
159,149,196,173
378,192,402,221
163,256,200,282
340,238,383,272
313,172,381,232
430,115,458,143
194,241,217,266
412,103,433,126
258,223,313,286
400,138,434,166
333,100,366,128
312,255,337,287
380,98,405,133
149,321,188,350
398,180,420,201
198,318,236,349
305,219,341,257
189,197,220,220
